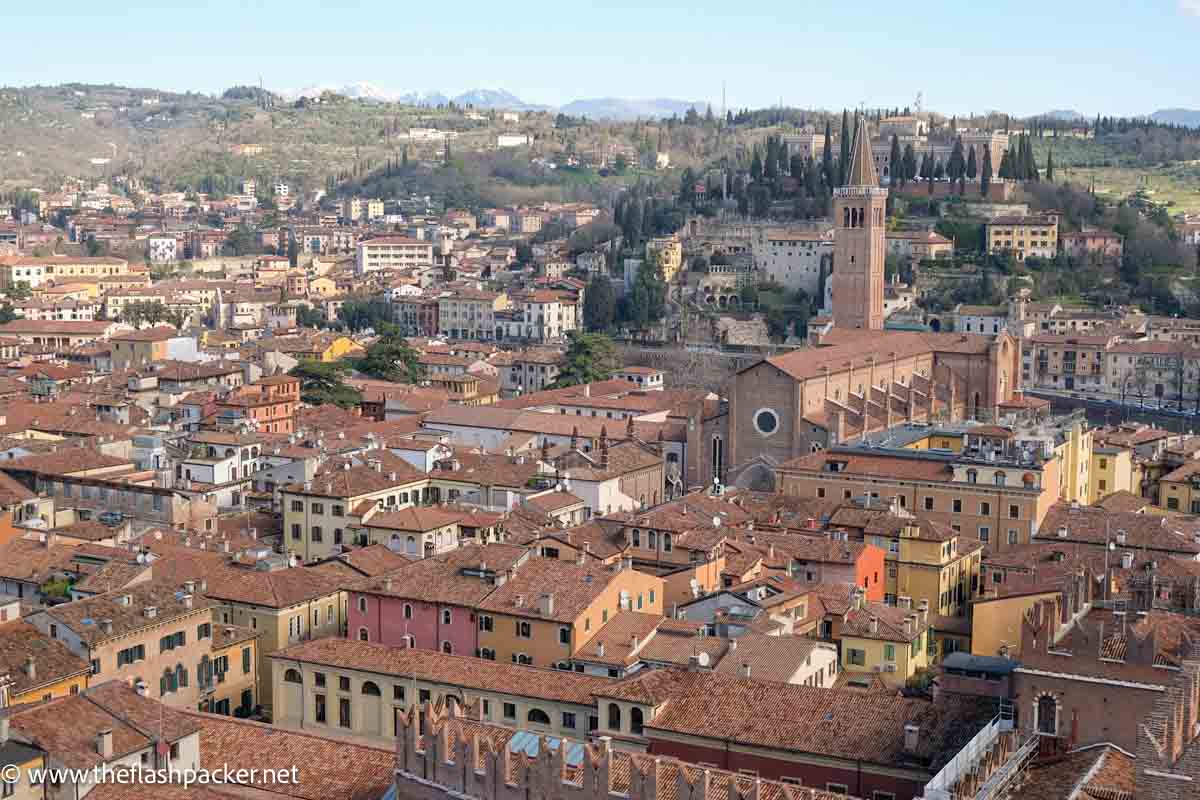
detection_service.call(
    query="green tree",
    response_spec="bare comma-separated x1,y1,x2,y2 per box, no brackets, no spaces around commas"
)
750,148,763,182
0,304,21,324
356,334,423,383
739,284,760,306
821,120,834,187
296,305,326,328
901,143,917,186
336,298,395,332
289,359,361,408
888,135,901,186
1046,149,1055,182
6,281,31,301
838,109,850,185
966,145,978,181
625,253,667,329
583,275,616,331
948,137,965,191
981,146,993,197
549,331,620,388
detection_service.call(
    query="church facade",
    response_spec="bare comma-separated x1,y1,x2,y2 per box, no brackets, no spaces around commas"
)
725,117,1023,490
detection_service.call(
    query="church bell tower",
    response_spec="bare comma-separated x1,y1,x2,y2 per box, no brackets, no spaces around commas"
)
831,116,887,331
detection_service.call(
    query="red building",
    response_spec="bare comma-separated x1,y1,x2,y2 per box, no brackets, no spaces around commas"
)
213,375,300,434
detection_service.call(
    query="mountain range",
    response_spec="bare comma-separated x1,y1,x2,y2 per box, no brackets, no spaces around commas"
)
1150,108,1200,128
273,83,700,119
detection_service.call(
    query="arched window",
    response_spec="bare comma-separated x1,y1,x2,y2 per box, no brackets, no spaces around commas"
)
608,703,622,731
632,529,641,547
406,536,417,555
648,531,657,550
663,534,673,553
441,641,453,655
357,597,368,614
358,627,369,642
361,681,381,696
284,668,302,683
630,707,645,736
528,708,551,725
402,635,415,648
403,604,413,619
1036,695,1058,735
175,664,187,688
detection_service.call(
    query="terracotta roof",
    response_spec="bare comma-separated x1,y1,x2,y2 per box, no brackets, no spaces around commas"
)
477,558,651,623
1010,745,1135,800
39,581,214,646
572,611,671,667
712,632,826,683
0,620,91,697
9,681,199,770
525,490,585,513
646,670,994,771
185,711,395,800
272,637,612,706
349,543,529,606
333,543,414,576
110,325,179,342
283,452,425,498
1035,502,1200,555
362,505,466,532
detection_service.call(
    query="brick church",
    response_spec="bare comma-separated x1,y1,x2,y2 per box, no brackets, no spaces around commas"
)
725,118,1025,490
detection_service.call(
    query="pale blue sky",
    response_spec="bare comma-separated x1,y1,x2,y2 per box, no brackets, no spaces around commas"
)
5,0,1198,116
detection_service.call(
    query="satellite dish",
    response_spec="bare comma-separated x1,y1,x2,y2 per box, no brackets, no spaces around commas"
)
696,652,710,667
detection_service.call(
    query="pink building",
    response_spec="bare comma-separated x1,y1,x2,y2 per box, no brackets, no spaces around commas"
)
346,544,530,657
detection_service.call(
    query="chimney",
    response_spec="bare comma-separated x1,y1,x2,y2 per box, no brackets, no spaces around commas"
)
869,616,879,635
24,656,35,682
687,654,702,671
182,594,193,610
1116,530,1127,545
630,634,639,651
538,593,555,616
116,594,132,606
383,577,394,591
576,550,586,566
143,606,158,619
99,619,113,635
97,729,114,759
183,580,195,594
199,579,207,593
514,594,525,608
1121,552,1134,569
740,663,751,679
134,680,148,697
597,643,605,657
728,638,738,652
903,723,920,753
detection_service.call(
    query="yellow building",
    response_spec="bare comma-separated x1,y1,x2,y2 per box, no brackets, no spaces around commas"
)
861,518,982,657
0,736,46,800
1090,444,1142,503
837,602,930,687
475,558,664,669
646,235,683,283
281,456,430,562
110,325,185,371
985,215,1059,262
1160,461,1200,514
204,624,260,717
1054,422,1094,505
0,619,91,705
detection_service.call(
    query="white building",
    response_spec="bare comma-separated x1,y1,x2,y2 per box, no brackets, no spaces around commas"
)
147,235,179,263
752,228,833,295
355,237,435,275
497,134,530,148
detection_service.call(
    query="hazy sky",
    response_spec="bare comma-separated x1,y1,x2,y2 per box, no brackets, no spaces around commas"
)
5,0,1198,116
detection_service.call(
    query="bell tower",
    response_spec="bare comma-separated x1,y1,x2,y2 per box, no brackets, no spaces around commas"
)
831,116,887,330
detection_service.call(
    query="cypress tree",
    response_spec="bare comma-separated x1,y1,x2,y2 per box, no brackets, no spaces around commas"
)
981,146,993,197
821,120,834,188
1046,149,1055,182
966,145,978,181
838,109,851,186
888,134,901,186
902,143,916,186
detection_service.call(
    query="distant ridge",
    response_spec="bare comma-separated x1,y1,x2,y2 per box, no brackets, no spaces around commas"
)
272,83,700,118
1150,108,1200,128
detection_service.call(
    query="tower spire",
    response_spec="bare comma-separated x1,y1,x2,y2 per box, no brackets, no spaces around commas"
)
846,114,878,187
